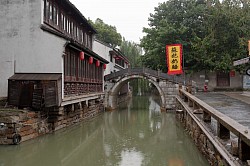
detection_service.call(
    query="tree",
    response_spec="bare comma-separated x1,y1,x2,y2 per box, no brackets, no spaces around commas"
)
194,0,250,71
141,0,207,71
120,38,143,67
90,18,122,47
120,38,147,95
140,0,250,73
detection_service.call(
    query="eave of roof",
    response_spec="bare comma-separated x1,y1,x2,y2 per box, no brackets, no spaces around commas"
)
68,43,109,64
9,73,62,81
110,49,130,63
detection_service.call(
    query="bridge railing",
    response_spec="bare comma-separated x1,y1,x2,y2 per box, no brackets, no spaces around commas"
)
177,88,250,162
104,67,186,84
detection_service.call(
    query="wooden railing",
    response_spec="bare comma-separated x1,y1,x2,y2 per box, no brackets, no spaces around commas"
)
178,88,250,161
64,82,102,96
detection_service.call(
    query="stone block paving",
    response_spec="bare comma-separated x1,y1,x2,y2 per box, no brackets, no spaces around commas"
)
195,92,250,128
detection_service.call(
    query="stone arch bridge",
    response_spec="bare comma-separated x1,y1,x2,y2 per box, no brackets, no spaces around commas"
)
104,68,185,111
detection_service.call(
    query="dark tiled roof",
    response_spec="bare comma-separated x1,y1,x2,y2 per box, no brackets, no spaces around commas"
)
9,73,62,81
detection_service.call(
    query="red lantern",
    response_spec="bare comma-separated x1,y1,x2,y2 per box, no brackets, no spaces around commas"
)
89,57,93,64
79,51,84,60
103,64,106,70
96,60,100,67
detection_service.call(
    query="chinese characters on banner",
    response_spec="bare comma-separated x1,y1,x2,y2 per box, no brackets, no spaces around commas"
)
166,44,183,75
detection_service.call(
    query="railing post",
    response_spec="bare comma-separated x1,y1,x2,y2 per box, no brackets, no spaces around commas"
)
187,84,192,94
188,99,193,107
184,96,188,102
217,123,230,140
203,111,211,122
178,83,182,99
239,138,250,161
157,69,160,77
178,83,182,90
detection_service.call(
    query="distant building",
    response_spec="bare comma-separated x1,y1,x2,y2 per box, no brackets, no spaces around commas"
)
93,39,130,98
190,71,243,91
93,39,130,75
0,0,108,109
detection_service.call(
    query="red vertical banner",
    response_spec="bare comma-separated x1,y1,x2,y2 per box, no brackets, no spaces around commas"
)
166,44,183,75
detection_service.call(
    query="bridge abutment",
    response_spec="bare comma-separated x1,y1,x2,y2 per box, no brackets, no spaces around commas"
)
159,80,178,111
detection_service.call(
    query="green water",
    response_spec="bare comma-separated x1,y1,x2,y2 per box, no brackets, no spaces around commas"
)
0,96,209,166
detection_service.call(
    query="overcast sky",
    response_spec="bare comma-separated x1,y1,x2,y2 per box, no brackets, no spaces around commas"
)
70,0,166,43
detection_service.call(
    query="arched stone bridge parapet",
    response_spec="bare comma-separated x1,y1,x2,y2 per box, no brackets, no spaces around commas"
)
104,68,185,111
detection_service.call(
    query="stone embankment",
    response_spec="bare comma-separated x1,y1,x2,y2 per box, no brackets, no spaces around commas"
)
0,98,104,145
0,110,49,144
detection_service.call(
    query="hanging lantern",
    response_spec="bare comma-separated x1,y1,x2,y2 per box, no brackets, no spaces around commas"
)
103,64,106,70
96,60,100,67
89,57,93,64
79,51,84,60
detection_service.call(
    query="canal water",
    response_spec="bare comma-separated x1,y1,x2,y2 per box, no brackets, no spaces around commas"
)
0,96,209,166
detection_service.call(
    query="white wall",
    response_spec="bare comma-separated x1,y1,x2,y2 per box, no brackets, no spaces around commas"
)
190,70,243,90
0,0,66,97
243,75,250,89
93,40,114,75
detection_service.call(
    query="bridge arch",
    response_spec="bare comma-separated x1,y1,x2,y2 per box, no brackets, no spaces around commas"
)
107,74,166,109
105,68,182,111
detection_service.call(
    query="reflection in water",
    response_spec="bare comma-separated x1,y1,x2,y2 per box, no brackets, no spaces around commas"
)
0,96,209,166
120,149,143,166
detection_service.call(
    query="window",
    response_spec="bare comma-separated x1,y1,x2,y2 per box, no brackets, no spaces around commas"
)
67,18,69,33
71,52,76,76
43,0,93,49
53,5,58,25
110,53,113,62
44,0,50,22
49,3,52,20
64,49,71,77
71,22,74,35
76,27,79,40
61,13,64,30
81,30,86,44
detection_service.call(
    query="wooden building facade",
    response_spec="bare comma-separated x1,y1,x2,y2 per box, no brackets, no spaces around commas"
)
4,0,108,109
